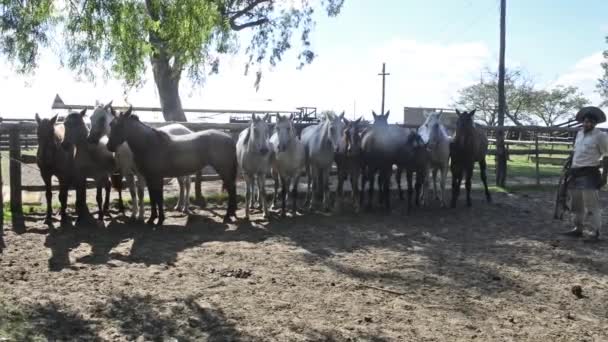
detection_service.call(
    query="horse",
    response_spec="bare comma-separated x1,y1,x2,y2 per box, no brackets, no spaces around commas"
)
301,111,345,211
335,117,364,212
236,114,273,220
106,107,238,226
360,110,409,211
61,109,115,224
450,109,492,208
87,103,195,221
35,113,71,225
395,131,429,213
269,113,306,217
417,111,451,207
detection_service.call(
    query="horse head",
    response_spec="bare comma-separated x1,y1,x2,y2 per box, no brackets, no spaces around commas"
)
87,100,114,144
35,113,61,162
246,113,271,155
324,111,345,153
344,116,363,157
107,106,134,152
275,113,296,152
454,109,476,147
371,110,390,128
61,108,88,150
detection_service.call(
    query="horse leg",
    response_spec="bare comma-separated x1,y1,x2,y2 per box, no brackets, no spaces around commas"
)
465,163,473,208
280,175,288,218
367,168,375,210
382,167,391,212
432,168,439,201
58,179,69,226
406,170,413,214
335,167,345,211
304,164,312,207
440,165,448,208
146,178,158,226
450,162,463,208
112,173,125,213
396,167,404,200
174,177,185,212
125,174,137,220
291,175,299,215
351,167,360,213
96,182,104,221
42,173,53,224
184,175,193,214
309,167,318,211
479,159,492,203
271,168,279,210
104,177,111,217
76,177,96,226
257,173,269,218
136,175,146,222
244,174,253,221
360,166,367,210
322,168,331,212
415,171,423,207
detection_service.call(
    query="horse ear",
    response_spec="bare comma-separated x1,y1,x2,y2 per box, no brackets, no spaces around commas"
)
289,113,295,121
123,106,133,117
455,109,461,117
35,113,41,124
339,111,345,120
343,117,351,126
50,114,58,125
372,111,378,119
79,108,87,117
111,107,118,117
384,110,390,119
104,100,113,110
355,116,362,125
469,109,476,117
263,113,270,122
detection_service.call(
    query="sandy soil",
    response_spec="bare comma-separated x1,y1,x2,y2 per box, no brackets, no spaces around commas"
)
1,182,608,341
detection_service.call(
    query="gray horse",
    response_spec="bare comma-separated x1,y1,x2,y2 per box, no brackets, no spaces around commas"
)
236,114,272,220
301,111,345,211
87,102,195,220
418,111,451,207
270,113,306,217
106,107,238,226
61,109,115,224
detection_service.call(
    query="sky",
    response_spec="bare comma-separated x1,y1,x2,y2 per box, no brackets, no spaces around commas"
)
1,0,608,124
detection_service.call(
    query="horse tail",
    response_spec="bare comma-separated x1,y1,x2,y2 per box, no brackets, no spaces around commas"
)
110,173,123,191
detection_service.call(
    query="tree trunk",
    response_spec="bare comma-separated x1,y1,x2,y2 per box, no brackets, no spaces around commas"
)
495,0,507,187
151,56,187,122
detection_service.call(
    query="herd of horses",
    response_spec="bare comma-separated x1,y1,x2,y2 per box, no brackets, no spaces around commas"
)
34,102,492,227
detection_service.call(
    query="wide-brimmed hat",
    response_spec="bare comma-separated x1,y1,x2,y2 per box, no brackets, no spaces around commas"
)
576,106,606,123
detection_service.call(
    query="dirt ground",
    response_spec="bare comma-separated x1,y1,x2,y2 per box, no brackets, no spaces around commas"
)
1,179,608,341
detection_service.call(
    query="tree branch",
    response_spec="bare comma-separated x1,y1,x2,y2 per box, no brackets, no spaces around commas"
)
230,17,269,31
228,0,270,21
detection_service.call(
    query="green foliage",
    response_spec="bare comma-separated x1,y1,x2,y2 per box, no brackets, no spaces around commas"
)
453,68,535,126
529,85,589,126
0,0,345,89
598,36,608,106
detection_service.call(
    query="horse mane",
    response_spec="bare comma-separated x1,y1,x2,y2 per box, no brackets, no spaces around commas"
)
129,114,172,145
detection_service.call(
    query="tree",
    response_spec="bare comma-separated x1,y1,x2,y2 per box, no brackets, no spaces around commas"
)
0,0,345,121
530,86,589,126
598,36,608,106
453,68,535,126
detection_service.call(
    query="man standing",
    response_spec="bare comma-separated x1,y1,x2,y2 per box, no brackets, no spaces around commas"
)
562,106,608,241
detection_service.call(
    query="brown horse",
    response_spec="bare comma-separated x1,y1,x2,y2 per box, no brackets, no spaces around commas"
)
106,107,238,226
396,131,429,213
35,113,72,225
450,109,492,208
335,117,363,212
61,109,115,224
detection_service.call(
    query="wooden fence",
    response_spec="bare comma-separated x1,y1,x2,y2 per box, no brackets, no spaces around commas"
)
0,121,588,220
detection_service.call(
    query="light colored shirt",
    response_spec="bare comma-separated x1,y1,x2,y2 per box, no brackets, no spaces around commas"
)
572,128,608,168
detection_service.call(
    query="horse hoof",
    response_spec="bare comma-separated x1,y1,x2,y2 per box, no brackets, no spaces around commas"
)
146,218,156,225
44,216,53,225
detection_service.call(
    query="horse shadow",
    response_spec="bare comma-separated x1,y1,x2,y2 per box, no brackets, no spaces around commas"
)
43,208,273,271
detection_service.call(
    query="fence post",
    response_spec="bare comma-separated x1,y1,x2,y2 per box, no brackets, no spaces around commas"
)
535,133,540,186
9,125,23,218
0,131,4,252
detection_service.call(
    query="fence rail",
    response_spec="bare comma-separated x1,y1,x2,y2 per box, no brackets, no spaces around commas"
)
0,120,581,219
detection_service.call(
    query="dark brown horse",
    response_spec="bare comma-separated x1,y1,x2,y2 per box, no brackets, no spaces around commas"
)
335,117,363,212
62,109,115,224
35,113,71,225
396,131,429,213
106,107,238,226
450,109,492,208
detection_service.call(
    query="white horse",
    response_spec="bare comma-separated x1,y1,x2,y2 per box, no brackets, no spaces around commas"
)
236,114,273,220
417,111,451,207
301,111,345,211
270,113,306,217
87,102,194,220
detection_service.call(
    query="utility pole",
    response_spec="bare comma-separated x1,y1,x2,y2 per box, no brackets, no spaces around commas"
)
496,0,507,187
378,63,390,114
